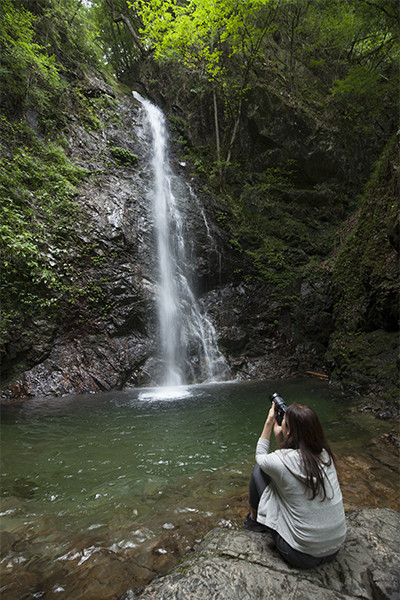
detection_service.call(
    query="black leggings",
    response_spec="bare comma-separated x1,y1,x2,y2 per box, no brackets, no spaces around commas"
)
249,463,272,510
248,465,339,569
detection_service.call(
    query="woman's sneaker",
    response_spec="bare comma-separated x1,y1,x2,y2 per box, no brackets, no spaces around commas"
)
243,512,270,533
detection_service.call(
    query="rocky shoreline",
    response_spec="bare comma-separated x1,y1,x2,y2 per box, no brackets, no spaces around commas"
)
119,508,400,600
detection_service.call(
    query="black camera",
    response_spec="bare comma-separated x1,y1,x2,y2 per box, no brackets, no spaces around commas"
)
269,392,287,426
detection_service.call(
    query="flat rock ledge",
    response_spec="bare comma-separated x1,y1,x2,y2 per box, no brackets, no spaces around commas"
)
120,509,399,600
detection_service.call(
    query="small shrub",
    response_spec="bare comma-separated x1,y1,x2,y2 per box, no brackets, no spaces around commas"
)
108,144,138,166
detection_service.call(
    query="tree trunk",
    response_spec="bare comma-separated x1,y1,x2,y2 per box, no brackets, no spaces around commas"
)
226,108,241,166
105,0,148,58
114,13,148,58
213,87,224,192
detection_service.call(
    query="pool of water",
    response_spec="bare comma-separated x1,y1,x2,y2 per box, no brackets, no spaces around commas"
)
0,379,397,600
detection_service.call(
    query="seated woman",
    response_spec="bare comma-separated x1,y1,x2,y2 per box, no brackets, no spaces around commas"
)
244,400,346,568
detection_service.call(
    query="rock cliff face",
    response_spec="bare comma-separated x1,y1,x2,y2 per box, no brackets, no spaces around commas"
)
2,92,150,397
1,78,398,404
119,508,400,600
1,88,233,399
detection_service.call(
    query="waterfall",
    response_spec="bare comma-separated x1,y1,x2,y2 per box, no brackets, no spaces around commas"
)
133,92,227,386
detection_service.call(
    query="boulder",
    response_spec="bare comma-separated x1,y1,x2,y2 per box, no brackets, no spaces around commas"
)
119,508,400,600
0,333,151,400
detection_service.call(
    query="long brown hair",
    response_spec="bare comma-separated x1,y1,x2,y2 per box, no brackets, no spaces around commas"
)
282,403,337,500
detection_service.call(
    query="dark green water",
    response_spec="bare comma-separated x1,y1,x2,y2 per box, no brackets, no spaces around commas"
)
0,379,395,599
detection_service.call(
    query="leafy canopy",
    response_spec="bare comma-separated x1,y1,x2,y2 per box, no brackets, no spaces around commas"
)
129,0,277,82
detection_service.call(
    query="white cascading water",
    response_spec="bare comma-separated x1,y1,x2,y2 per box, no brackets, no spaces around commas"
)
133,92,227,386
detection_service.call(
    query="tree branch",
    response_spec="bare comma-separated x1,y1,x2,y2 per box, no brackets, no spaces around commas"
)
105,0,149,58
113,13,148,57
361,0,398,21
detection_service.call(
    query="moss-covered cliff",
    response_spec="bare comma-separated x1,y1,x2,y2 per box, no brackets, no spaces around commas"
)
327,135,399,403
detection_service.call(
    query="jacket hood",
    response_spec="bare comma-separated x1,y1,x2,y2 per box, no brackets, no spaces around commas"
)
277,448,331,484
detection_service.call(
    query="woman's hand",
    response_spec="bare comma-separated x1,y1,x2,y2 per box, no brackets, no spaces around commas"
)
260,402,276,440
266,402,276,425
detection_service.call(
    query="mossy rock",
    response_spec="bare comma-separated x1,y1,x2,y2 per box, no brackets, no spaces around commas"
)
327,329,399,401
108,144,138,167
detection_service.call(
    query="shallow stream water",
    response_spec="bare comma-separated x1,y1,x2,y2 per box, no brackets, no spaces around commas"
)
1,379,398,599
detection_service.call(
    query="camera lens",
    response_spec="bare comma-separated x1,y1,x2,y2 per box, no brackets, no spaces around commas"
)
269,392,287,425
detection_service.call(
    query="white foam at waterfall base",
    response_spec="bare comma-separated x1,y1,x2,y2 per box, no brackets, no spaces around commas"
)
138,386,192,402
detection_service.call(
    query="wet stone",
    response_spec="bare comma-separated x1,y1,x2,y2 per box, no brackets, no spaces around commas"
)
119,509,400,600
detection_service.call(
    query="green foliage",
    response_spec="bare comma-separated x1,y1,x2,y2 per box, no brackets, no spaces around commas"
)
241,161,298,198
213,154,349,291
117,0,398,187
0,116,90,340
0,1,122,349
71,91,119,133
0,0,63,113
330,65,396,132
0,0,397,398
0,0,105,117
66,277,113,324
108,143,138,166
131,0,276,79
245,237,291,284
128,0,279,167
30,0,102,68
286,0,399,129
331,134,399,332
281,0,398,77
89,0,142,77
327,329,399,399
324,0,398,131
218,189,293,289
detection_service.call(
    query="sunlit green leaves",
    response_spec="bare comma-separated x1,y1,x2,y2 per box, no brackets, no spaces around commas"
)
129,0,277,82
0,0,103,114
0,0,62,111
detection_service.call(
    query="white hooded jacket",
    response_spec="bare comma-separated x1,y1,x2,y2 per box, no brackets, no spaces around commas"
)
256,437,346,557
